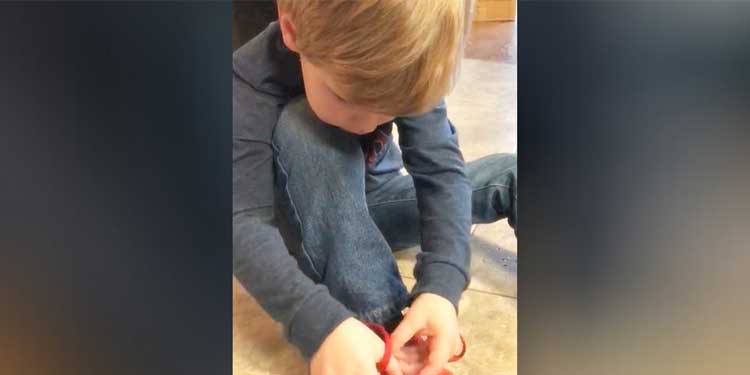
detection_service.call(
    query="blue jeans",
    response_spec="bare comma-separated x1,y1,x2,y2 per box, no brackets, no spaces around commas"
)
272,101,517,327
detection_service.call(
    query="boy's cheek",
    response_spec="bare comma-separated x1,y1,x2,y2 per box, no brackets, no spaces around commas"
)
306,97,338,124
308,102,372,134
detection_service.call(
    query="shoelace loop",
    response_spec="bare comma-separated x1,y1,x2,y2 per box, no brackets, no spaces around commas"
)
364,323,392,373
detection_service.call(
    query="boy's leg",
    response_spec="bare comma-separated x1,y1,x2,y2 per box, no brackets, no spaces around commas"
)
272,98,410,326
367,153,517,250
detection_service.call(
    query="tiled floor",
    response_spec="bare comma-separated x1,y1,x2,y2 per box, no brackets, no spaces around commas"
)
234,21,517,375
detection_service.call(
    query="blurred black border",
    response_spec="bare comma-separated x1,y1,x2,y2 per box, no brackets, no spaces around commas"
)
1,3,232,375
233,0,277,50
519,2,750,374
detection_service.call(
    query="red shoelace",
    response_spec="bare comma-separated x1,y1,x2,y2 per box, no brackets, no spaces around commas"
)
364,323,466,374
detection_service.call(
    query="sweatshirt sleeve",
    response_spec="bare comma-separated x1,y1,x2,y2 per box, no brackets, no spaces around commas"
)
233,74,353,359
395,101,472,311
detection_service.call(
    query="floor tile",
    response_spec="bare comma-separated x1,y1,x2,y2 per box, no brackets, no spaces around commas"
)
453,289,517,375
446,59,517,159
475,220,518,255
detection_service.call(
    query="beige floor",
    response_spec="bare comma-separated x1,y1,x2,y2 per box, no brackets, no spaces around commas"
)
234,57,517,375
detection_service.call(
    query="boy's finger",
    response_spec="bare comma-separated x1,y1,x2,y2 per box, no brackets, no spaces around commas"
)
394,345,425,361
390,317,421,351
398,358,426,375
419,336,452,375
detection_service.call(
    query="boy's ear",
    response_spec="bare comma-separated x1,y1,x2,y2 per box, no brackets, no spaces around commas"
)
277,13,298,53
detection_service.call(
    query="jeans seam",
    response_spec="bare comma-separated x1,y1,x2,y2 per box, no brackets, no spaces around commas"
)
367,197,417,208
272,140,324,281
368,184,511,208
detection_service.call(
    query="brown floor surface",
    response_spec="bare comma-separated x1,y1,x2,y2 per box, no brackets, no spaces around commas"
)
465,21,517,64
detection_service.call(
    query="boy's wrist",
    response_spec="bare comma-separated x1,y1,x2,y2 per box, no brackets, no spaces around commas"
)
287,289,355,359
410,262,469,312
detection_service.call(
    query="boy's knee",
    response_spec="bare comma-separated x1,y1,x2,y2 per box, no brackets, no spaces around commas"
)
495,152,517,164
497,153,517,181
273,97,362,168
474,153,517,187
482,153,516,174
274,97,320,148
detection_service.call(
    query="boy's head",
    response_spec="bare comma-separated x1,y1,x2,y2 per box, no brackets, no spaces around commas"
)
277,0,472,135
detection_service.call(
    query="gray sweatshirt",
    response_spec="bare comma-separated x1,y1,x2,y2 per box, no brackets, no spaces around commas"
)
233,22,472,359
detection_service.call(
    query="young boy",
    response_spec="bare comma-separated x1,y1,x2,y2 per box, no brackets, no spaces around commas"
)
233,1,517,374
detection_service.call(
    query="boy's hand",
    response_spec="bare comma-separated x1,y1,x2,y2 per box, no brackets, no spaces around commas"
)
390,293,463,375
311,317,403,375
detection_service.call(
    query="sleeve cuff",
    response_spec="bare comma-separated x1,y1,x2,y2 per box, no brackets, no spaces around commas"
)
286,288,355,359
411,262,469,312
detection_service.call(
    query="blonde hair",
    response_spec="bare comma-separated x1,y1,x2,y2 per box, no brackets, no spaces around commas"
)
277,0,473,115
